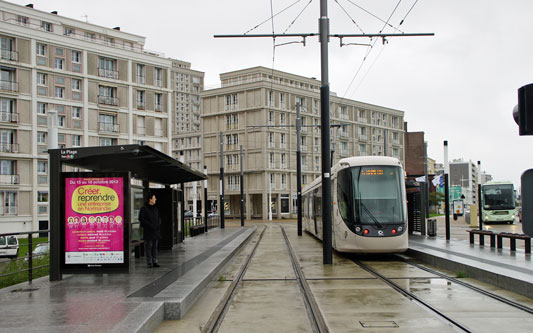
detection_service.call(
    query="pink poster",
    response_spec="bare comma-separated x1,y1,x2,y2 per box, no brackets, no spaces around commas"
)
65,177,124,264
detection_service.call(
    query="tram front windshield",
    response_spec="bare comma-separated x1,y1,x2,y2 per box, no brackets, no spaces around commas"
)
337,165,403,229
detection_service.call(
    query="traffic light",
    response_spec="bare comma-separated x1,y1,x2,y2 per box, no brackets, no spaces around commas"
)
514,84,533,135
522,169,533,237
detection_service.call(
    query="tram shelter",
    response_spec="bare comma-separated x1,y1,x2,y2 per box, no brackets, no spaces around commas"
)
48,144,206,281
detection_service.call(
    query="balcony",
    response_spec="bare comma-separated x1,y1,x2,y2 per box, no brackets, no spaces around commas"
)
0,143,19,153
0,174,20,184
359,134,368,141
339,113,349,120
137,101,145,109
98,122,119,133
0,112,18,123
154,79,163,87
358,117,368,123
0,80,18,92
155,103,163,112
98,68,119,79
339,131,349,138
98,95,119,106
136,75,145,84
0,49,18,61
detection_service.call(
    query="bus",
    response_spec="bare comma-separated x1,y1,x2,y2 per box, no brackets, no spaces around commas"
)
481,181,517,224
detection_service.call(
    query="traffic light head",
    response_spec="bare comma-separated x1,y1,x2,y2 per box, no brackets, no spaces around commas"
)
522,169,533,237
515,84,533,135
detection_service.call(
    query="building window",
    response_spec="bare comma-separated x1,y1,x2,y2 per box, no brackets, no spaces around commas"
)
280,133,286,148
98,57,118,79
37,132,47,144
154,68,163,87
36,43,46,56
57,115,65,127
63,27,74,36
72,79,81,91
54,58,64,70
99,113,118,132
136,64,145,84
17,16,28,25
268,132,274,148
359,144,367,155
136,90,145,109
280,113,286,125
72,107,81,119
37,161,47,173
1,191,17,214
155,93,162,111
37,73,47,85
54,87,64,98
99,137,116,146
37,191,48,203
98,86,118,105
71,50,81,63
41,21,53,32
72,135,81,147
224,94,238,110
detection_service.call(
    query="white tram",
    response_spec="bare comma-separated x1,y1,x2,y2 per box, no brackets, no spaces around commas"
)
302,156,408,253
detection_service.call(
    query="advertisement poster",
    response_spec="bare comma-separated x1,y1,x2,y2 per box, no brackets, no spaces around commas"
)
65,177,124,264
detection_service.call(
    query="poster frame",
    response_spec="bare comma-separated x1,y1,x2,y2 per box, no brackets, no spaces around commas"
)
60,171,130,274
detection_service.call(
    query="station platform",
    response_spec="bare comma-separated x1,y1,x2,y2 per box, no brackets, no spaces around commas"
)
0,226,255,333
408,216,533,298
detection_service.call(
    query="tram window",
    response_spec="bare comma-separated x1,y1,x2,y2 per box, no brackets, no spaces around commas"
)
337,168,355,230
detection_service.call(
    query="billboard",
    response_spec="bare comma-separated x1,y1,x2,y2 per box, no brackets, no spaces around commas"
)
61,172,129,273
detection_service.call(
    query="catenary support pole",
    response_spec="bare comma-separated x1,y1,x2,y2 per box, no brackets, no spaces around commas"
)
444,141,450,241
204,165,208,233
240,145,244,227
220,132,225,229
320,0,333,264
478,160,483,230
296,102,303,236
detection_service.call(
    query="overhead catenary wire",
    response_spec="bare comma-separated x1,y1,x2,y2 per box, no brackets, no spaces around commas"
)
244,0,305,35
343,0,404,33
334,0,365,34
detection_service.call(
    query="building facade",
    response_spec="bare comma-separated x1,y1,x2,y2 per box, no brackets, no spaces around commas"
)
0,1,203,233
449,159,478,205
201,67,405,220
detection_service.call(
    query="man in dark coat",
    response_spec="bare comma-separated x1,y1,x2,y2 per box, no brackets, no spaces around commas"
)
139,192,161,267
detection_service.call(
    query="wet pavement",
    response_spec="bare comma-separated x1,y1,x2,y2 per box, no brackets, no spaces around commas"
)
0,217,531,332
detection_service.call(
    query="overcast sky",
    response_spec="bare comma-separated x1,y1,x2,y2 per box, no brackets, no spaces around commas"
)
8,0,533,189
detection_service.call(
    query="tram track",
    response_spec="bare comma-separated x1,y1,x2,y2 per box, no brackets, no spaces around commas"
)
397,255,533,315
351,257,474,333
202,225,329,333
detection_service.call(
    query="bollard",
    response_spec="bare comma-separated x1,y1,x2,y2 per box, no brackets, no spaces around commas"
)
427,219,437,237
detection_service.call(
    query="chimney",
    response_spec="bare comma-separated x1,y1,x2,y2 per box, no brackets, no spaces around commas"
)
51,11,58,15
113,27,120,31
25,4,33,8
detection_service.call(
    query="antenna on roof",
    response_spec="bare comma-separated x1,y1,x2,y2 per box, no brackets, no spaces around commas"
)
80,15,88,22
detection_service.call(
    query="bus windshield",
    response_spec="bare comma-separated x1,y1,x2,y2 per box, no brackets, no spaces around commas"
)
483,184,515,210
337,165,404,229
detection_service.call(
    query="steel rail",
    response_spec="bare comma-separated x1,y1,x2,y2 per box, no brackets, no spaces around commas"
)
352,257,472,333
202,226,266,333
398,256,533,315
281,226,329,333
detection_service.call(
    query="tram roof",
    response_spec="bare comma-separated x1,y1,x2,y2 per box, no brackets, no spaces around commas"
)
49,144,206,185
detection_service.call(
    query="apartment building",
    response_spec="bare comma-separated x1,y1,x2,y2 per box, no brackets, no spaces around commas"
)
201,66,405,220
450,159,478,205
0,1,203,233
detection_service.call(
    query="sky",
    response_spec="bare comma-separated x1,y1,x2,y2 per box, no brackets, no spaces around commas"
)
7,0,533,189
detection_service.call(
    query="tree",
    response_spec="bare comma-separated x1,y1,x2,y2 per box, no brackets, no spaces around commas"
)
429,191,445,214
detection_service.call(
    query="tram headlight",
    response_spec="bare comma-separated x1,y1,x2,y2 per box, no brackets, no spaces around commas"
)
355,226,362,233
398,226,403,232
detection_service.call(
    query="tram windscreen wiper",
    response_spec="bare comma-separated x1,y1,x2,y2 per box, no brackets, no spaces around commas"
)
360,200,383,229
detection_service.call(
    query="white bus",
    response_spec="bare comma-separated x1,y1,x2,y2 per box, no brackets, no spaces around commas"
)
481,181,517,224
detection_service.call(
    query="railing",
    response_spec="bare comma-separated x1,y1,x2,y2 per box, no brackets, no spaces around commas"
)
98,122,119,133
98,95,119,106
98,68,119,79
0,80,18,92
154,79,163,87
0,112,18,123
184,215,220,237
0,174,20,184
0,230,50,288
136,75,145,84
359,134,368,141
0,143,19,153
0,49,18,61
155,103,163,112
137,101,145,109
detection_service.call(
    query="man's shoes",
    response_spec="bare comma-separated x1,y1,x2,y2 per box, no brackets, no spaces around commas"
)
147,263,153,268
153,263,160,268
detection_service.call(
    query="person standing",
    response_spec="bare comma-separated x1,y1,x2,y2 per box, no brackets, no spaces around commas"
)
139,192,161,268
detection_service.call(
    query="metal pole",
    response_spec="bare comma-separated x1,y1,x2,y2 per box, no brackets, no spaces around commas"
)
204,165,208,233
220,132,225,229
320,0,333,264
424,141,430,218
269,174,272,221
296,102,303,236
49,149,61,281
444,141,450,241
478,160,483,230
240,145,244,227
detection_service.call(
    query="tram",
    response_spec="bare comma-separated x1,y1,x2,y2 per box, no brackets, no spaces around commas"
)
302,156,408,253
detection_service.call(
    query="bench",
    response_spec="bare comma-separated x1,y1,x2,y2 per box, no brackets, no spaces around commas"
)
131,240,145,258
467,229,496,247
497,233,532,253
190,224,206,237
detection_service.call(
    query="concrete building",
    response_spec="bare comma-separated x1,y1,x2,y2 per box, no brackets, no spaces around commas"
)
201,66,405,220
0,1,203,233
449,159,478,204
